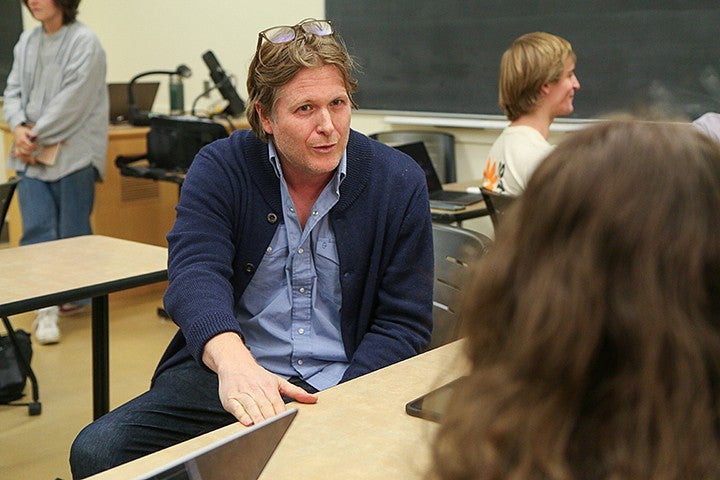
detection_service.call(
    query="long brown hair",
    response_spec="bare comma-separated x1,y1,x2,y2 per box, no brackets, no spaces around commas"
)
429,117,720,480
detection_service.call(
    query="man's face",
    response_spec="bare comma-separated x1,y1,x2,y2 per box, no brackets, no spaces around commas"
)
543,57,581,118
258,64,352,181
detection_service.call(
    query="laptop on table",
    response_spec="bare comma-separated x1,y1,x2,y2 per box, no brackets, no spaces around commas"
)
394,142,484,208
108,81,160,124
136,408,297,480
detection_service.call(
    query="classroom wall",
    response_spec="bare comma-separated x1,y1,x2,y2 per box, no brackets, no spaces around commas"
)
10,0,561,196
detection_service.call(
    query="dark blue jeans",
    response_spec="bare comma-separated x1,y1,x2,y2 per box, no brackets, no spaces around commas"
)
69,356,317,479
17,165,95,246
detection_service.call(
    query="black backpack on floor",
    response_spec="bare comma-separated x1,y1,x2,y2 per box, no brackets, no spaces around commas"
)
0,323,40,415
0,328,32,403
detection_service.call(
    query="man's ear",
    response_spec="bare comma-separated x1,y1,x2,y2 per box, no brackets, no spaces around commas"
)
257,104,273,135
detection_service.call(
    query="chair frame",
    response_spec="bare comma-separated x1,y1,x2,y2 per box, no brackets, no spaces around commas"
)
480,187,516,229
430,223,491,349
0,177,21,243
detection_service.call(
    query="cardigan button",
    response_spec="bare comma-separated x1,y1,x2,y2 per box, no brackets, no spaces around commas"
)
266,213,278,224
244,263,255,273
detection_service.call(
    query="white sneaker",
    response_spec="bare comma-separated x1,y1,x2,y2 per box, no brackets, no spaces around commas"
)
33,306,60,345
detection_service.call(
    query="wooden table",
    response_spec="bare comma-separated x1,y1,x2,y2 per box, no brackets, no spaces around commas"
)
431,180,489,223
0,235,168,419
88,340,467,479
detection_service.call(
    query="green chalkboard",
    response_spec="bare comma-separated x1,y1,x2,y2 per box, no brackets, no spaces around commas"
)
326,1,720,120
1,1,24,96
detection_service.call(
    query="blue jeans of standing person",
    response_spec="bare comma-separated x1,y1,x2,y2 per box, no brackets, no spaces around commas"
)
17,165,96,246
69,355,317,479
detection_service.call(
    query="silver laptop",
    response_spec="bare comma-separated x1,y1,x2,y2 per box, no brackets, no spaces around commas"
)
137,408,297,480
108,81,159,124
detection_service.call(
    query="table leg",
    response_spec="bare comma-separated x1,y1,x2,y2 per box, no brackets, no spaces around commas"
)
92,295,110,420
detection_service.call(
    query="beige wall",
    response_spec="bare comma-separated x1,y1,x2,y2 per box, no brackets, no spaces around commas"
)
22,1,328,112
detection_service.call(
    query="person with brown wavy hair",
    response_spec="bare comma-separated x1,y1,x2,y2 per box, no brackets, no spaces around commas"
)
429,117,720,480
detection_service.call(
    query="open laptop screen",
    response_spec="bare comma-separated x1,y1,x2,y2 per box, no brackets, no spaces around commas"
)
108,82,159,124
393,142,484,207
137,408,297,480
393,141,444,193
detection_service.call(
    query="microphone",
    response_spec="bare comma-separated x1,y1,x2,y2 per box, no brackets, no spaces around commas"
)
128,64,193,126
175,64,192,79
201,50,245,116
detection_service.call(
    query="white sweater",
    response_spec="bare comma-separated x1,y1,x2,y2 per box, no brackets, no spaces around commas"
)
481,125,554,195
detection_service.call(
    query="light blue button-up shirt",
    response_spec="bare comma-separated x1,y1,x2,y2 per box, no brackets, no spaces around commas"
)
236,141,349,390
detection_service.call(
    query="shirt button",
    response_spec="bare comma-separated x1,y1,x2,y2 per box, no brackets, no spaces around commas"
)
297,359,304,365
297,247,304,254
312,210,319,216
298,328,305,334
266,246,272,253
299,287,305,293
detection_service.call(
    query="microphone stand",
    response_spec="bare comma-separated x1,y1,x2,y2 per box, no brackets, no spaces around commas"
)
128,64,192,126
189,76,236,132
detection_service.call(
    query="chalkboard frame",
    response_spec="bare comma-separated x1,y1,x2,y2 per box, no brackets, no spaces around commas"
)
326,1,720,121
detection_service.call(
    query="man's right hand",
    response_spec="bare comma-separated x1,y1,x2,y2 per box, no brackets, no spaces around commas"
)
202,332,318,426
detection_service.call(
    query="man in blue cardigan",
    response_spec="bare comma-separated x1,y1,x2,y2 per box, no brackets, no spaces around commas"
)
70,18,433,477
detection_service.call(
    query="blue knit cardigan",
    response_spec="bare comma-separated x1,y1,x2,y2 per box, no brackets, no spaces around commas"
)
154,129,434,385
